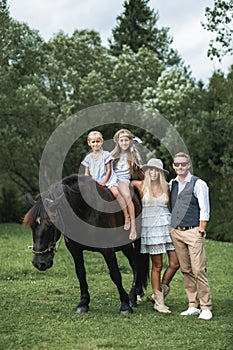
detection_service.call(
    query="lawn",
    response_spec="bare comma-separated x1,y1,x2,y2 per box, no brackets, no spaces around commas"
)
0,223,232,350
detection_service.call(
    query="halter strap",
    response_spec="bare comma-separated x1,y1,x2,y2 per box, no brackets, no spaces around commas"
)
29,228,62,256
31,241,57,255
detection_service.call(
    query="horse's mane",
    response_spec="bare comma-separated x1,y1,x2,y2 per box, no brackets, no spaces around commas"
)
23,195,49,228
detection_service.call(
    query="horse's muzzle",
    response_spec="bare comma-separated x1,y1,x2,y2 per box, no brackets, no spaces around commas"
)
32,253,54,271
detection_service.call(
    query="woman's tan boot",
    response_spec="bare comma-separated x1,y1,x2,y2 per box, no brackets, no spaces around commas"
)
161,283,170,298
150,284,170,303
153,289,171,313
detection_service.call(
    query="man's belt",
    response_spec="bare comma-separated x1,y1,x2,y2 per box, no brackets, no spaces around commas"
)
175,226,195,231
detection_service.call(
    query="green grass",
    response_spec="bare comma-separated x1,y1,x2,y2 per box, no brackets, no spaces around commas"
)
0,223,233,350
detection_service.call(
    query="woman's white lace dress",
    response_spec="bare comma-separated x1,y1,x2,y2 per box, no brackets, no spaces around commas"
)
140,193,175,255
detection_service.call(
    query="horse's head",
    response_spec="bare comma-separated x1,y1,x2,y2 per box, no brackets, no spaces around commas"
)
24,192,61,271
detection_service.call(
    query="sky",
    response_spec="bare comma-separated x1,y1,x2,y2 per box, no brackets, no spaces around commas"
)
7,0,232,84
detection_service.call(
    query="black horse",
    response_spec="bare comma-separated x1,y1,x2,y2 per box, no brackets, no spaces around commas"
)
24,174,149,314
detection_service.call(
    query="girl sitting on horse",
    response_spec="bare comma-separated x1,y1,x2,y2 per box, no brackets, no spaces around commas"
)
112,129,143,241
81,130,133,238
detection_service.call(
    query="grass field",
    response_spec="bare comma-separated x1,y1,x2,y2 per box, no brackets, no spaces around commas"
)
0,223,233,350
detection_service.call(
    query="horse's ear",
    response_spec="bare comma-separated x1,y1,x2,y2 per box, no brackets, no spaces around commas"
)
25,192,36,206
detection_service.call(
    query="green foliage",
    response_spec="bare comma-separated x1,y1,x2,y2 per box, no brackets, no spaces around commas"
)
45,30,111,115
110,45,163,102
0,8,166,197
187,74,233,242
109,0,180,66
0,223,233,349
0,83,56,193
142,67,196,123
0,0,10,66
0,1,232,240
0,22,112,193
209,219,233,242
191,68,233,179
142,66,233,243
0,16,55,193
0,184,26,223
202,0,233,61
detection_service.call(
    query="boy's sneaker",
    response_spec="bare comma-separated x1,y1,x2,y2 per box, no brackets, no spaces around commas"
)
180,307,200,316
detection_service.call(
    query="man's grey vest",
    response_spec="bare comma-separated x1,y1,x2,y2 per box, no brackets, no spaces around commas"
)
171,176,199,228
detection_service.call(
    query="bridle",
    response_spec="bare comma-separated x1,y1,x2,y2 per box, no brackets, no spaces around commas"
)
31,241,57,256
28,189,65,257
29,226,62,256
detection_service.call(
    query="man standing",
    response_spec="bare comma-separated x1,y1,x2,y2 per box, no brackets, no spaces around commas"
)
170,152,212,320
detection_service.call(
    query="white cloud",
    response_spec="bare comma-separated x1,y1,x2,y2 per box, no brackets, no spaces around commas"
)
8,0,123,40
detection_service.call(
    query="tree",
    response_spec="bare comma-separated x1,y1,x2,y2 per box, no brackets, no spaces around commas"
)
0,0,10,65
110,45,163,102
140,67,197,167
0,26,113,194
202,0,233,61
141,65,233,241
199,67,233,178
109,0,180,66
45,30,114,118
0,9,54,193
142,67,196,124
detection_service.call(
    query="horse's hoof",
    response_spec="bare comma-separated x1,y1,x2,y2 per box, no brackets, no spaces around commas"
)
120,307,133,315
76,306,89,313
129,292,137,307
129,300,137,308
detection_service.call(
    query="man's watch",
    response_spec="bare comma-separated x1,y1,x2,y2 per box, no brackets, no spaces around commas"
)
199,231,205,237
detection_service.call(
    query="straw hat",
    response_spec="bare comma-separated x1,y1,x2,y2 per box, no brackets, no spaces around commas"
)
141,158,169,174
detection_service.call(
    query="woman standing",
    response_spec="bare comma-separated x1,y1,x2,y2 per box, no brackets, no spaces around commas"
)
132,158,179,313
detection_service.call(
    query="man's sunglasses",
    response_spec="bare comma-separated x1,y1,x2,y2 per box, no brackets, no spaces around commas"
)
173,162,189,167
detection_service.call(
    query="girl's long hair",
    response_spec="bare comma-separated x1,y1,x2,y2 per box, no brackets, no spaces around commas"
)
112,129,142,172
143,169,170,205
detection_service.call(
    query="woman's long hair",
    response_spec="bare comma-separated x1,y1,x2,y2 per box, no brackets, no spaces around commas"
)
142,169,170,205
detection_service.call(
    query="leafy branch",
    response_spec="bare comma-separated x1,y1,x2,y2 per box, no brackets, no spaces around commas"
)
202,0,233,61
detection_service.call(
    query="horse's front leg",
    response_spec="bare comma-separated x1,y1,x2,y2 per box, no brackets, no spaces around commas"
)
121,243,138,307
101,250,133,315
65,239,90,313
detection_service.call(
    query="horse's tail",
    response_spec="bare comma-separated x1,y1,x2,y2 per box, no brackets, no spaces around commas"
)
134,238,150,292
